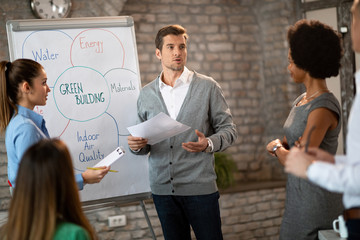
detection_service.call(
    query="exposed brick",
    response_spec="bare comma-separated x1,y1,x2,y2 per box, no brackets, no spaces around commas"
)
138,23,155,33
204,6,222,14
233,223,248,233
208,42,233,52
156,14,177,23
148,4,171,13
211,16,228,24
170,5,188,14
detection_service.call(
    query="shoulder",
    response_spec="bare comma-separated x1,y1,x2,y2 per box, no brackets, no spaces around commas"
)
141,77,158,91
53,222,90,240
191,71,222,95
10,113,37,126
8,115,41,134
139,78,158,97
310,93,341,114
6,114,40,139
193,71,217,85
317,92,339,104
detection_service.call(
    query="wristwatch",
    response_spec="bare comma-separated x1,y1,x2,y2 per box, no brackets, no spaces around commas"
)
272,144,282,157
204,139,212,153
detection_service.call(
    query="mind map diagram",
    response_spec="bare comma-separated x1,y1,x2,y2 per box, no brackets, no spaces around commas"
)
20,27,142,181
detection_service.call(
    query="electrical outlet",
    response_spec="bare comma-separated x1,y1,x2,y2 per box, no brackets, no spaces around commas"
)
108,215,127,227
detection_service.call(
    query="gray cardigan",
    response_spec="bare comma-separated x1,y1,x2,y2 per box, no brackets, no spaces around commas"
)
133,71,237,195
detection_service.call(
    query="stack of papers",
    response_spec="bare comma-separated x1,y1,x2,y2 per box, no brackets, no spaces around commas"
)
127,112,191,145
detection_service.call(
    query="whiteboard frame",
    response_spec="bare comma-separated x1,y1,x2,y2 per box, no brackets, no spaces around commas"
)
6,16,133,61
82,192,153,211
6,16,152,208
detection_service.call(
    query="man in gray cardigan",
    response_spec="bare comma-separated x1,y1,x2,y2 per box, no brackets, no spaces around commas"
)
128,24,237,240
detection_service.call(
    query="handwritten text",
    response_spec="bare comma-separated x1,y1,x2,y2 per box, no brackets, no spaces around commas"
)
79,37,104,53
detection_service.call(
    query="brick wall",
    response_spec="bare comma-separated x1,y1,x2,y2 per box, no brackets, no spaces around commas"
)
120,0,300,182
0,0,298,239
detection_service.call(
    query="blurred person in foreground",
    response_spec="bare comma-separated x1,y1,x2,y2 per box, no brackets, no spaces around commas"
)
0,139,96,240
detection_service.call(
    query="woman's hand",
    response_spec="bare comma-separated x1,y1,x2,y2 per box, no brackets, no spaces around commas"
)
82,166,110,184
266,139,282,156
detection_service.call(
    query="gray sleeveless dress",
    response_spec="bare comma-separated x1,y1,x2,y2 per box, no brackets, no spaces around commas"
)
280,92,344,240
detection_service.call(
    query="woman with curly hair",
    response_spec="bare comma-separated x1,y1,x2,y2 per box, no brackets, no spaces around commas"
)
0,139,97,240
266,19,344,239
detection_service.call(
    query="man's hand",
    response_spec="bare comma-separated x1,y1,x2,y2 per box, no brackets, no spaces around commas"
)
182,129,208,152
127,135,148,151
306,147,335,163
285,147,313,179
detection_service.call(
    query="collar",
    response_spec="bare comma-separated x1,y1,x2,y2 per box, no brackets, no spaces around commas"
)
16,105,44,128
355,70,360,93
159,67,192,89
355,70,360,83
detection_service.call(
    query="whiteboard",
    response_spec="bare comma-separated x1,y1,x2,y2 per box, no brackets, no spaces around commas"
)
6,17,150,203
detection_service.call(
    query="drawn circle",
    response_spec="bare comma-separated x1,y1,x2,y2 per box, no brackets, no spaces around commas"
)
53,66,110,122
105,68,139,135
60,115,119,172
21,30,73,85
70,28,125,74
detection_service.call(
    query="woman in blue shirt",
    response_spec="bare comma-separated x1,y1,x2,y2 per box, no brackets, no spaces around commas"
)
0,139,97,240
0,59,109,189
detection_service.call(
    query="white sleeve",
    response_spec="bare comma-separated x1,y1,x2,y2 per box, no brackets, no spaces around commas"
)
307,160,360,194
334,155,347,164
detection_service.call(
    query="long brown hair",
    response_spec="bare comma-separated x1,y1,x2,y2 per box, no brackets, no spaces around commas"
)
0,59,43,132
0,139,97,240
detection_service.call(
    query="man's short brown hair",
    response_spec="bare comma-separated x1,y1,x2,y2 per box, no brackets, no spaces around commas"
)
155,25,188,51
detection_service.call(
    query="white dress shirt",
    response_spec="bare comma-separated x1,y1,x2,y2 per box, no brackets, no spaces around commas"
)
307,70,360,209
159,67,193,120
159,67,213,151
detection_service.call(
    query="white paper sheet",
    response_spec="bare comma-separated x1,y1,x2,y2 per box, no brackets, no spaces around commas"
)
127,112,191,145
93,147,125,167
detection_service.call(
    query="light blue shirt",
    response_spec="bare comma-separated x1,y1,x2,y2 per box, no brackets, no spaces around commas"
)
5,105,84,189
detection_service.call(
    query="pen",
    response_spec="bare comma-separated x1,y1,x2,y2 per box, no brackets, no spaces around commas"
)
87,167,118,173
305,125,316,153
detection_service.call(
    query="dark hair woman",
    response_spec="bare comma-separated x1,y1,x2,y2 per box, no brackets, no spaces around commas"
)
266,19,344,240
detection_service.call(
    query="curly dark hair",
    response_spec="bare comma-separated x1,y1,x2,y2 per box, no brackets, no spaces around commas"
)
287,19,343,79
